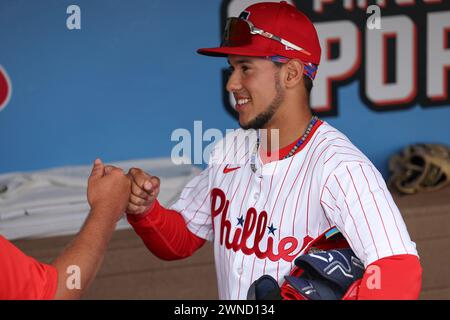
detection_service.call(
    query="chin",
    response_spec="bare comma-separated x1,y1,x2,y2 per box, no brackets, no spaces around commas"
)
238,117,253,130
239,120,258,131
238,116,247,128
239,112,270,130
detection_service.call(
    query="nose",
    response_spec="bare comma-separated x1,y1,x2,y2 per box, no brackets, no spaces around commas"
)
226,70,242,93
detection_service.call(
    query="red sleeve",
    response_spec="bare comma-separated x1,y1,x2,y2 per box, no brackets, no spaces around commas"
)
0,236,58,300
127,200,206,260
357,254,422,300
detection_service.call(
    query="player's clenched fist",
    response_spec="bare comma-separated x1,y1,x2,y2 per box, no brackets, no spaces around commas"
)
87,159,131,219
126,167,160,215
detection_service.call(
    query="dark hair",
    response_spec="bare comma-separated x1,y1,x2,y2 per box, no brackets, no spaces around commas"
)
302,74,313,95
273,61,313,96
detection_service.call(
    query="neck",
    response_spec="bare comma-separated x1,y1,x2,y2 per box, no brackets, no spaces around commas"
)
260,107,312,153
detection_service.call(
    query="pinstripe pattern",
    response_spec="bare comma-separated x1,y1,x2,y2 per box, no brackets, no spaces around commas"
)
170,122,418,299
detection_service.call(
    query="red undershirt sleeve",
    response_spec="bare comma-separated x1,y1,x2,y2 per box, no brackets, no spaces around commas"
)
0,236,58,300
127,200,206,260
357,254,422,300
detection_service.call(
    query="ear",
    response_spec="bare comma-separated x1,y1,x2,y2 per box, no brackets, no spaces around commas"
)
283,59,304,88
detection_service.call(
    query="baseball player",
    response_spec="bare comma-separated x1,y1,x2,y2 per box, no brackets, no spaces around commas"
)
0,159,131,299
126,1,422,299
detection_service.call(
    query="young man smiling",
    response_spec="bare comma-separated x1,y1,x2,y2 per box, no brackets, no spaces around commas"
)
226,55,313,152
125,1,422,300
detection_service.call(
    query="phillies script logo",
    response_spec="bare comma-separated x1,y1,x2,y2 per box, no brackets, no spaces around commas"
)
211,188,304,262
0,66,12,112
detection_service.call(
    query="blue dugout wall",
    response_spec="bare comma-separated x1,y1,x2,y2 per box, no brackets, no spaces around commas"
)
1,0,449,178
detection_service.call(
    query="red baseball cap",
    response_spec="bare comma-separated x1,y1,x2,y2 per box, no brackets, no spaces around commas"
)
197,1,321,66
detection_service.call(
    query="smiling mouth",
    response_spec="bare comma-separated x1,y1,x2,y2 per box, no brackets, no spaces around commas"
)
235,98,251,111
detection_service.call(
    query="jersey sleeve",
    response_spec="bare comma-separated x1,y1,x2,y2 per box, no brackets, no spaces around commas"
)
320,161,418,267
0,236,58,300
169,165,214,241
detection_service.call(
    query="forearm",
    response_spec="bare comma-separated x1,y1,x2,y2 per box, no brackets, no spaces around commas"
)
51,206,118,299
128,200,205,260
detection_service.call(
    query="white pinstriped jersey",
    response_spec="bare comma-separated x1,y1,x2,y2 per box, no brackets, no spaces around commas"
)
170,121,418,300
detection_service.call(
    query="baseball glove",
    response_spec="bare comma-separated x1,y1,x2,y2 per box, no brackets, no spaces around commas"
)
247,227,364,300
388,143,450,194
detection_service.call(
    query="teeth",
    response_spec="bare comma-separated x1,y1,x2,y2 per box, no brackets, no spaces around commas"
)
237,98,250,105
